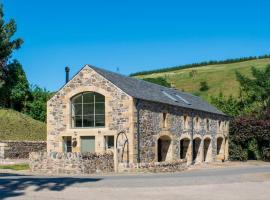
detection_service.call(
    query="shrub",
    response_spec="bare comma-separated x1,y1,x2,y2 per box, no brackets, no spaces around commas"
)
199,81,209,91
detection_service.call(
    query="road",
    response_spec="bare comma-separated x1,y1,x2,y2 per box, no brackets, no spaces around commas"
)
1,164,270,200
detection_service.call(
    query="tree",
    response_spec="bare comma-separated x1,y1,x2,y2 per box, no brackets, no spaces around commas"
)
199,81,209,91
26,85,52,122
0,4,23,88
143,77,171,88
236,64,270,113
210,92,242,117
0,60,30,111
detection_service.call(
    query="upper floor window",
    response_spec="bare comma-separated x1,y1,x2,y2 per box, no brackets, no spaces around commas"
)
206,118,210,131
163,113,167,128
195,116,200,130
71,92,105,128
184,115,188,129
218,120,222,131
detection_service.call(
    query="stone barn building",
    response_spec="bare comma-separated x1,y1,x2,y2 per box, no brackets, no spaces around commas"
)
47,65,229,167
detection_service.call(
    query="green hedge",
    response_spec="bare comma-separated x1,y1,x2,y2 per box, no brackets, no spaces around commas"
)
229,110,270,161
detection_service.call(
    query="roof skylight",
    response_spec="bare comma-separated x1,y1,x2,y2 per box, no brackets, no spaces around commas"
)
175,94,191,105
162,91,178,102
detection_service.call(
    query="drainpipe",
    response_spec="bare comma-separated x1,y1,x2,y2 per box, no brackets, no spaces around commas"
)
135,99,141,163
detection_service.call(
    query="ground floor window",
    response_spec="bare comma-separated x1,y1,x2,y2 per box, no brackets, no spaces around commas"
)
63,136,72,153
105,135,114,150
81,136,95,153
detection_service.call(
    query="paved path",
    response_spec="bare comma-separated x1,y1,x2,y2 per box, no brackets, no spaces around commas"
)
1,165,270,200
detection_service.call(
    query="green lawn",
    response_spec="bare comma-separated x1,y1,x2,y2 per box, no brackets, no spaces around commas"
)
0,109,46,141
0,163,29,170
135,58,270,101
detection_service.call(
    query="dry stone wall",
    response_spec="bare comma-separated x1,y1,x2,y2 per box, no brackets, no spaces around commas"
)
119,160,187,173
29,152,114,174
0,141,46,159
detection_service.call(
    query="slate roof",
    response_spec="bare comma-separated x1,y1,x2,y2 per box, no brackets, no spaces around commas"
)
90,65,226,116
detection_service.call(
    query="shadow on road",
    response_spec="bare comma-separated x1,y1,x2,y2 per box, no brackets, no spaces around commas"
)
0,173,102,199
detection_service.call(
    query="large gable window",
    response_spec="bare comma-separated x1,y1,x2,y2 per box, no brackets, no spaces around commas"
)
71,92,105,128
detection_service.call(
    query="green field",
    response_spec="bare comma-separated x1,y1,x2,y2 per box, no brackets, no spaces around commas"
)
0,109,46,141
134,58,270,101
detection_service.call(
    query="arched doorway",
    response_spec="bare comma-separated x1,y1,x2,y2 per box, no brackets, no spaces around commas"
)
157,135,172,162
180,138,190,159
216,137,225,161
204,138,211,162
193,137,201,162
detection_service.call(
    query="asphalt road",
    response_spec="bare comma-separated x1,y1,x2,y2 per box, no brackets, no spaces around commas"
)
1,165,270,200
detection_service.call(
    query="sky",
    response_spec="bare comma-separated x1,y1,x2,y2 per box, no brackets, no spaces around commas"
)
2,0,270,91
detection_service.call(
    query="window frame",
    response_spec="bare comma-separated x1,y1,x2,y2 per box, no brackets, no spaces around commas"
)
71,92,105,128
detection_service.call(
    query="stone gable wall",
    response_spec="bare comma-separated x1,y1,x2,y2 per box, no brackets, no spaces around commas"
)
133,100,229,163
47,66,134,160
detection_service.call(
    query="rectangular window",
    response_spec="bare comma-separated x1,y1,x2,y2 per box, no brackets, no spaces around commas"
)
81,136,95,153
206,119,210,131
63,136,72,153
163,113,167,128
195,116,200,130
184,115,188,129
105,136,114,150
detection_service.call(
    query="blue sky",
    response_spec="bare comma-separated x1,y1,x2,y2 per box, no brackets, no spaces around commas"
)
2,0,270,91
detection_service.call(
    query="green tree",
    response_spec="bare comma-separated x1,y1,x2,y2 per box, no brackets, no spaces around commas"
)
0,60,30,111
236,64,270,113
0,4,23,88
210,92,242,117
143,77,171,88
26,85,52,122
199,81,209,91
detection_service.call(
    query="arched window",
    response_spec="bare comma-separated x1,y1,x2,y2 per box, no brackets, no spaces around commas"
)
71,92,105,128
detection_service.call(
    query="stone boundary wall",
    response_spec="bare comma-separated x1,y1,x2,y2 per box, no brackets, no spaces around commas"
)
0,141,46,159
118,159,187,173
29,152,114,175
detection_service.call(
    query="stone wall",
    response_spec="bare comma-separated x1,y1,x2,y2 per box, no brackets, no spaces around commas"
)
119,160,187,173
29,152,114,174
0,141,46,159
133,100,229,164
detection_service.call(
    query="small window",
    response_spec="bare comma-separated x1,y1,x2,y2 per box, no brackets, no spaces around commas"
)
206,119,210,131
63,136,72,153
105,136,114,150
195,116,199,130
219,121,223,131
184,115,188,129
163,113,167,128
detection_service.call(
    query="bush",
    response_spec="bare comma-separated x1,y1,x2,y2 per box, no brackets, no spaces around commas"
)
229,142,248,161
229,110,270,161
262,148,270,161
199,81,209,91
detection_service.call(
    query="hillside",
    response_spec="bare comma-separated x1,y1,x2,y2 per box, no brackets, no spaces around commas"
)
0,109,46,141
134,58,270,101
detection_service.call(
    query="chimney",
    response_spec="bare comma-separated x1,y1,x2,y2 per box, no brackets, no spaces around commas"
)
65,66,70,83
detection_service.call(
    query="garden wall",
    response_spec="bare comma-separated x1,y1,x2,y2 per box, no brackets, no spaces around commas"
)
118,160,187,173
0,141,46,159
29,152,114,174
